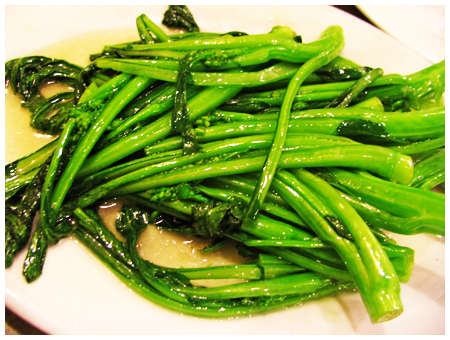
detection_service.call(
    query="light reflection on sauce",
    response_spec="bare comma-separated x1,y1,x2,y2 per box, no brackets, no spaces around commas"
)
5,28,248,288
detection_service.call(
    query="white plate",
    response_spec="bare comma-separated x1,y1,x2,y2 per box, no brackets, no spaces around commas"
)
357,5,445,64
5,5,445,335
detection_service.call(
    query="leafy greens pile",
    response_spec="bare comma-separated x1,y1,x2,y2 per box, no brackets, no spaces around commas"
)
5,5,445,324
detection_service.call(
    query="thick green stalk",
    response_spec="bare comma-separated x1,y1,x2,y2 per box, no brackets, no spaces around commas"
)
315,168,445,235
108,144,413,197
174,264,264,280
408,148,445,190
40,119,77,233
178,272,331,299
172,262,306,280
136,14,155,43
144,132,359,159
100,83,179,144
236,71,409,100
386,137,445,155
339,190,442,236
78,84,244,177
116,25,343,60
49,76,156,219
141,13,171,42
230,232,353,281
241,26,344,230
273,169,403,323
144,136,183,155
221,90,344,112
325,68,384,108
96,59,302,87
73,134,274,208
240,213,314,242
108,41,346,70
192,107,444,144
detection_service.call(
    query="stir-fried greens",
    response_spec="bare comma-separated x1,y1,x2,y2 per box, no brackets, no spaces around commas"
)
5,6,445,324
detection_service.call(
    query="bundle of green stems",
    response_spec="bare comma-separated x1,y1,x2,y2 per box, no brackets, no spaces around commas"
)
5,7,445,324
